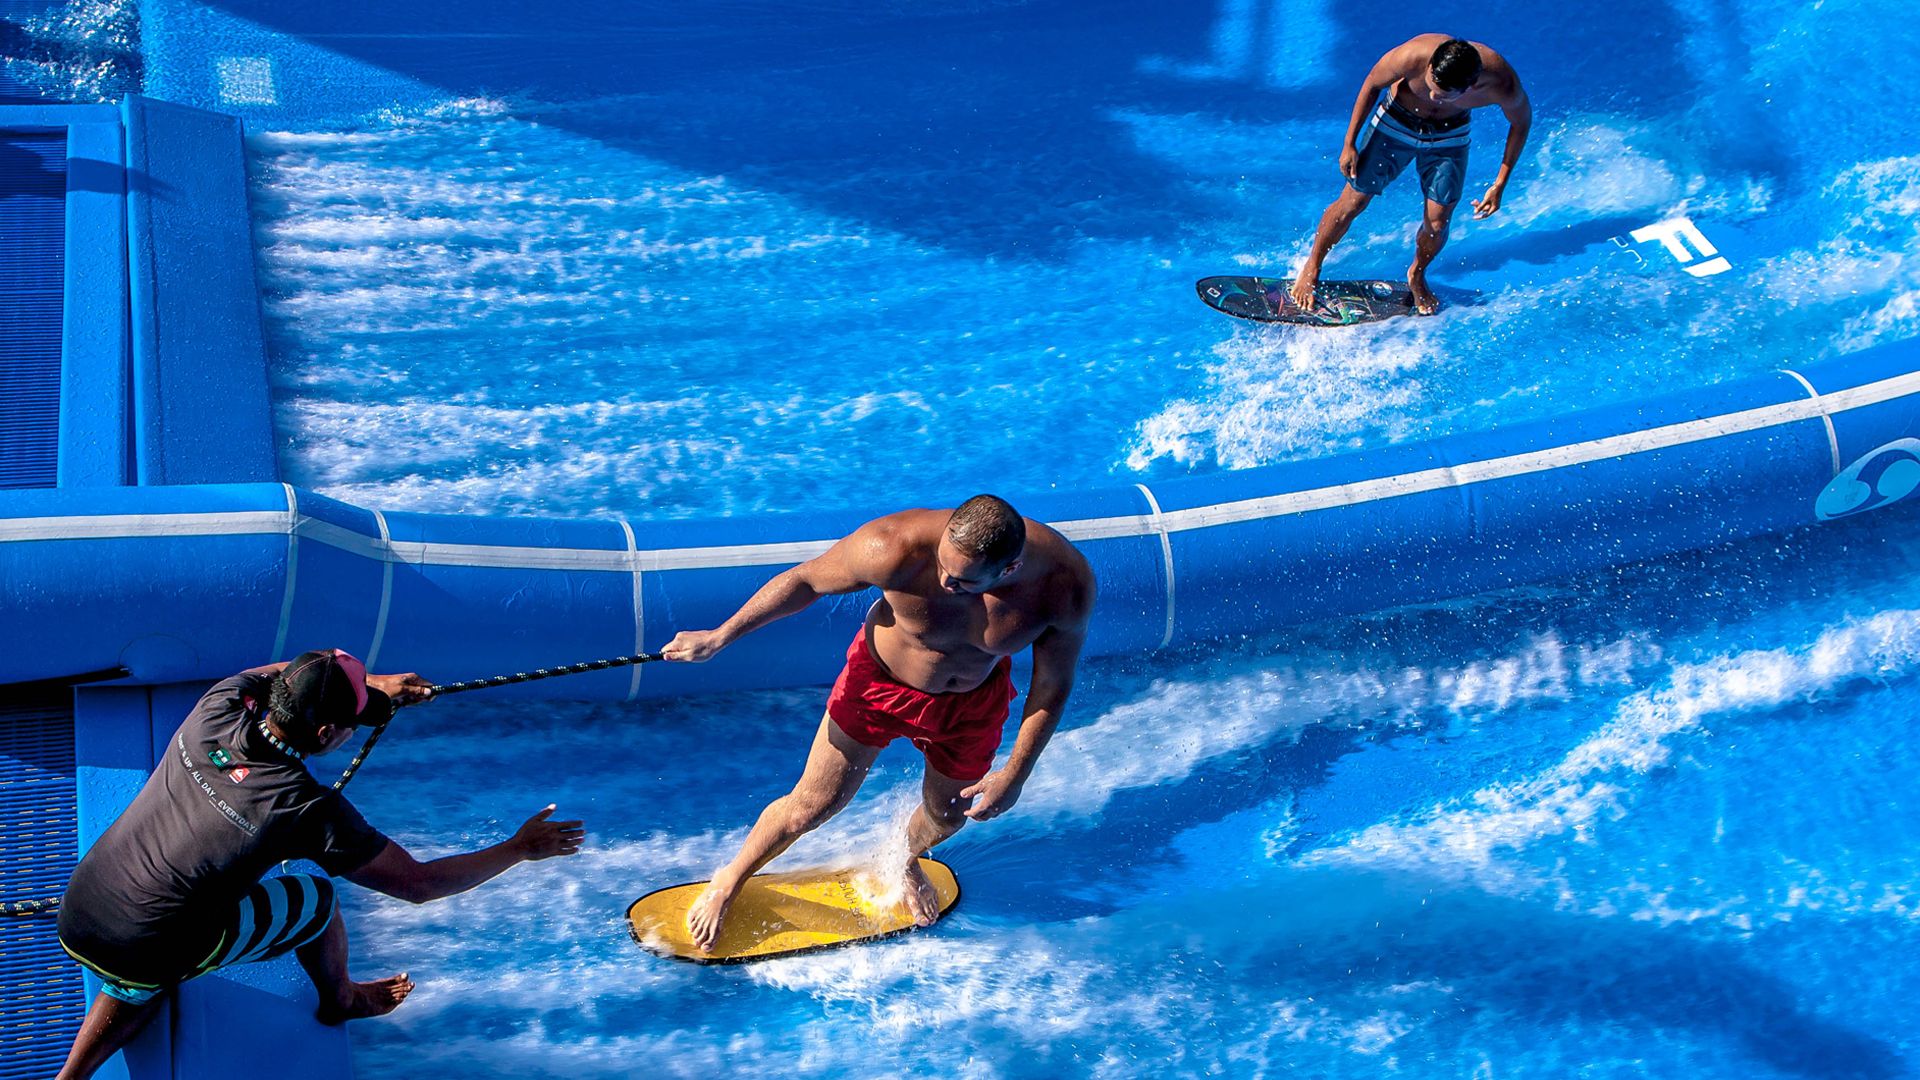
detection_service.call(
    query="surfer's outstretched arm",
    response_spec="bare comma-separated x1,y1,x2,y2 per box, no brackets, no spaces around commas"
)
663,516,911,662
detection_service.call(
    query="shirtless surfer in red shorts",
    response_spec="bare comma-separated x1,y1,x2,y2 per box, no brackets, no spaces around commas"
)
664,495,1095,952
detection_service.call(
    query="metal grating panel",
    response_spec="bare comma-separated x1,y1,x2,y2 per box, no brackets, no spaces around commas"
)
0,131,65,489
0,694,83,1079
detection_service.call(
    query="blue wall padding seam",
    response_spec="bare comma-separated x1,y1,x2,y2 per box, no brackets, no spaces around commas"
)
121,95,162,483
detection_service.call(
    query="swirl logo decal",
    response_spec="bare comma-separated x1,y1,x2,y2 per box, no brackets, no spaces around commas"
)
1815,438,1920,521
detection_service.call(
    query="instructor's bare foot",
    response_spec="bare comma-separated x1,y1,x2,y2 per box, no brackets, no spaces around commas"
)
902,860,941,927
1407,267,1439,315
316,973,413,1025
1288,271,1320,312
686,879,738,952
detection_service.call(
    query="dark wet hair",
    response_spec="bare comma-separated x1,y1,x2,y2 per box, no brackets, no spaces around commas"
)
1430,38,1482,92
946,494,1026,568
269,675,337,754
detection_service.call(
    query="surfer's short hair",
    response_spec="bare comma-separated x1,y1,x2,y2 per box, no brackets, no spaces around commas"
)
1430,38,1482,92
946,495,1026,567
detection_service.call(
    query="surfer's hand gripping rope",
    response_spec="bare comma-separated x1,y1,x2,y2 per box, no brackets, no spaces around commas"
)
331,651,666,791
660,629,727,664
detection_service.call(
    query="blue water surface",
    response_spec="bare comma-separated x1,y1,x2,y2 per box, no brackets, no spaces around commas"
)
18,0,1920,1075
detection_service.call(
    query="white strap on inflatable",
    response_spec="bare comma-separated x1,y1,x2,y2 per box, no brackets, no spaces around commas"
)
1780,367,1842,476
365,508,395,670
1134,483,1176,649
270,484,300,660
621,519,644,702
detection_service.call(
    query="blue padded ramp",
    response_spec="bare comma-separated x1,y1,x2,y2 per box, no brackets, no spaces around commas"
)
122,95,276,485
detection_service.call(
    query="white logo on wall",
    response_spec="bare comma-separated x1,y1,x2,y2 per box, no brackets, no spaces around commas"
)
1628,217,1731,277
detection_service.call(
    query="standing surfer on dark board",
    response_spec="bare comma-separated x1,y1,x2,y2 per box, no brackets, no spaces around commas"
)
1290,34,1531,316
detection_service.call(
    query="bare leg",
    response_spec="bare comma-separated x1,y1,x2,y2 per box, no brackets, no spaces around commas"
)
1407,198,1456,315
900,764,974,926
1290,185,1375,310
56,993,165,1080
296,907,414,1025
686,714,881,951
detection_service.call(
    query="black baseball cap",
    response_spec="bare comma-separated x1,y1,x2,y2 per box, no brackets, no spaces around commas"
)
279,649,394,730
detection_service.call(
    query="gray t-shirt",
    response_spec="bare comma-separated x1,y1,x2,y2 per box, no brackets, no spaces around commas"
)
58,673,389,983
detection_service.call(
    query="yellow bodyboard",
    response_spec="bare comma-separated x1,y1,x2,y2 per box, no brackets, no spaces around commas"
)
627,857,961,964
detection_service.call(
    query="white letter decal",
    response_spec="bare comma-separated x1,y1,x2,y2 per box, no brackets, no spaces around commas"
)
1629,216,1732,277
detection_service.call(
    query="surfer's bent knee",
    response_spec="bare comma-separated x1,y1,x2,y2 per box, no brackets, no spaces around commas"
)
922,793,969,829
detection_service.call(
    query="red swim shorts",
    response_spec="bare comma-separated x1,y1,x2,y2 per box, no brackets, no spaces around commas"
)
826,628,1017,783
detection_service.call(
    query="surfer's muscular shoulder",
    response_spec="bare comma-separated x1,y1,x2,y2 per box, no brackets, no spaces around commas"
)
843,510,941,589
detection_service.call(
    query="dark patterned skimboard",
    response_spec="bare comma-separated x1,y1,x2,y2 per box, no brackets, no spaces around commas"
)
1196,276,1414,326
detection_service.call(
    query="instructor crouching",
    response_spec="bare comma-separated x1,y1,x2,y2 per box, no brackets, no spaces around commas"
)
55,650,585,1080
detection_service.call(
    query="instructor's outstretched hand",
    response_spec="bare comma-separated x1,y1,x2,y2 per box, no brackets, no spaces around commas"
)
663,629,727,663
512,805,585,861
960,769,1025,822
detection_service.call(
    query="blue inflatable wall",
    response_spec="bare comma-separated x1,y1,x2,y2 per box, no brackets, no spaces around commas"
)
7,341,1920,698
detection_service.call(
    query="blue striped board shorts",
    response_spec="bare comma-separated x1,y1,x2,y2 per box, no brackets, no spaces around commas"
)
1348,95,1472,207
68,874,337,1006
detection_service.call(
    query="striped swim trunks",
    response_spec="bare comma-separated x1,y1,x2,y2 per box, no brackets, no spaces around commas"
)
1348,94,1472,206
62,873,337,1006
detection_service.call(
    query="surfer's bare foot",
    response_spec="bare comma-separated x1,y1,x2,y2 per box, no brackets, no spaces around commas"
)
316,973,413,1025
686,878,738,952
902,860,941,927
1407,267,1438,315
1288,272,1320,311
